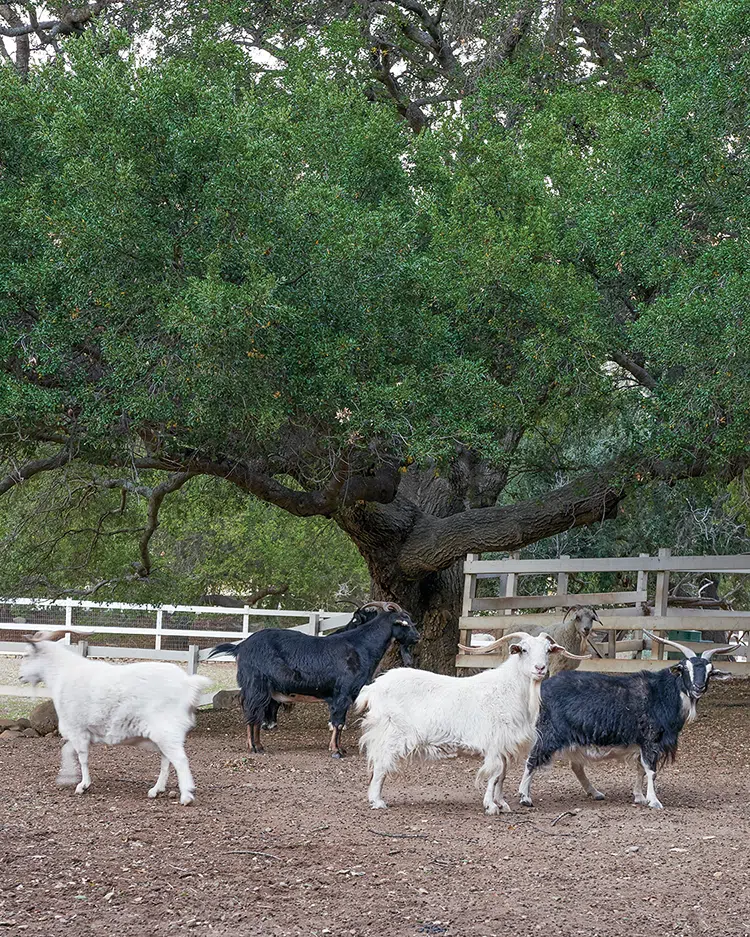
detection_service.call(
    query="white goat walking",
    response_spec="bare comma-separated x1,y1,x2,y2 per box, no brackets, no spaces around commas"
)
355,631,588,814
19,631,211,805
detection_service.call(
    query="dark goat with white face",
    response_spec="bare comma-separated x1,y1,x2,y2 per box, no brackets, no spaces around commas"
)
518,631,739,810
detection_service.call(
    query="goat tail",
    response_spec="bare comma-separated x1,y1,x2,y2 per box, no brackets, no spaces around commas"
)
186,674,213,709
207,642,241,659
353,683,375,715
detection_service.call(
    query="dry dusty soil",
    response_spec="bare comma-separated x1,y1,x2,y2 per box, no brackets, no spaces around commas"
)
2,680,750,937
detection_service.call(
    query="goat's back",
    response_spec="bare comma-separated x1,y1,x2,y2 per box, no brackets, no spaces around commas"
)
54,660,210,742
538,669,683,749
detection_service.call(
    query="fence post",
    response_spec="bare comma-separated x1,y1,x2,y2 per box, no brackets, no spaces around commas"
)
635,552,650,657
505,552,520,617
459,553,479,648
556,555,570,598
155,609,163,651
242,605,250,638
654,547,672,660
77,639,89,658
64,599,73,643
187,644,199,675
311,611,321,636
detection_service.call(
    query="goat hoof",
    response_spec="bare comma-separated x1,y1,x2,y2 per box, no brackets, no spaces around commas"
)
647,800,663,809
519,797,534,808
56,773,78,787
633,794,648,806
331,751,344,759
148,786,165,799
590,791,606,801
485,802,511,815
370,799,387,809
251,747,265,755
74,782,89,795
179,792,195,806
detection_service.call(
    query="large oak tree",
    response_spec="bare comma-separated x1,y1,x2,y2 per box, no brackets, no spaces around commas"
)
1,0,748,669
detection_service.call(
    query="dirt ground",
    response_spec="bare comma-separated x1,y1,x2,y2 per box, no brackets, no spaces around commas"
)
2,680,750,937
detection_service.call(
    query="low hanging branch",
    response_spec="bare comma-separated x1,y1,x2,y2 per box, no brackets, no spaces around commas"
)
202,584,290,608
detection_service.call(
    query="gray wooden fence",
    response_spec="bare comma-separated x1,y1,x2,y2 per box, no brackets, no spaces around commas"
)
456,549,750,674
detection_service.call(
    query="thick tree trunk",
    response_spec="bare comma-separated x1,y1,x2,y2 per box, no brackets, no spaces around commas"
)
368,562,463,674
335,464,623,674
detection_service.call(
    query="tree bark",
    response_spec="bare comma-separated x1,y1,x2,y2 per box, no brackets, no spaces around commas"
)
335,464,624,673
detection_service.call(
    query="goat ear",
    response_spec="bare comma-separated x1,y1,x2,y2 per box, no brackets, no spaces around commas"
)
23,634,40,651
509,644,523,655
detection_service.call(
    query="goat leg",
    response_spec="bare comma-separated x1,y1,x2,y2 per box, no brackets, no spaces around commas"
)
247,723,265,754
328,724,346,758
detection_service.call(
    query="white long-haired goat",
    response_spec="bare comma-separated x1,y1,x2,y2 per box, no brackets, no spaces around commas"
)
19,631,211,805
355,631,588,814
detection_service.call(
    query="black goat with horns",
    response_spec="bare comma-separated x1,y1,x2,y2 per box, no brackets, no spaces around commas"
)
209,602,419,757
518,630,740,810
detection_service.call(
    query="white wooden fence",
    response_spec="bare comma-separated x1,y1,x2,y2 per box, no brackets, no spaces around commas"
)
457,549,750,674
0,597,353,700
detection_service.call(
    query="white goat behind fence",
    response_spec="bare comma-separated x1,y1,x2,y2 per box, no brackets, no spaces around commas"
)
19,630,211,805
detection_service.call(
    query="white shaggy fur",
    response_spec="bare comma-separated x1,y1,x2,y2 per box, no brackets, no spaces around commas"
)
355,633,566,815
19,637,211,805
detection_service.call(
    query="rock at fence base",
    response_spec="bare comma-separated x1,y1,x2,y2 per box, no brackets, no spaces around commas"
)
16,717,31,729
213,689,242,711
0,729,22,739
20,727,39,738
29,700,58,735
0,717,21,730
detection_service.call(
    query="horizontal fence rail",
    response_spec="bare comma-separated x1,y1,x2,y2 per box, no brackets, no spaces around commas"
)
0,598,354,701
457,549,750,674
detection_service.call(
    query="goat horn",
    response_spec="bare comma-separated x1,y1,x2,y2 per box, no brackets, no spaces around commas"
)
26,629,85,643
643,629,694,660
701,643,742,661
554,646,592,660
458,632,529,655
360,601,403,612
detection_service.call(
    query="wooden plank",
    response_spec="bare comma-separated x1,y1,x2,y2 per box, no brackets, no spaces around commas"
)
87,646,189,662
654,548,671,660
459,614,750,633
470,590,646,611
459,554,479,647
556,555,569,600
455,656,750,674
0,684,50,698
464,555,750,575
634,553,649,646
579,658,750,674
505,552,519,617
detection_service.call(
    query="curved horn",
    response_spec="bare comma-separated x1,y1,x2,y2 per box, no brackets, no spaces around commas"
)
643,629,694,660
458,632,529,655
360,601,403,612
552,645,592,660
26,629,85,643
701,643,742,661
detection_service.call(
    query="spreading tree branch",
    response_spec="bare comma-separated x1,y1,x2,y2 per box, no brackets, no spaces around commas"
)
0,448,73,495
397,464,625,577
609,351,658,390
201,584,290,607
